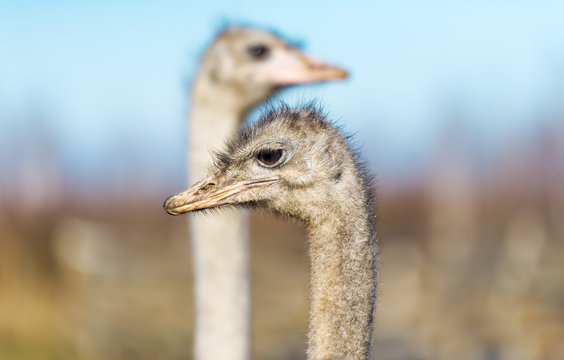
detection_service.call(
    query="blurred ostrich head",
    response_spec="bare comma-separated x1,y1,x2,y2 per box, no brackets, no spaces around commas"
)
193,27,348,113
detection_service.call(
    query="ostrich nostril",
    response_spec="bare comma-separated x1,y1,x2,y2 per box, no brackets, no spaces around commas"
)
200,183,216,191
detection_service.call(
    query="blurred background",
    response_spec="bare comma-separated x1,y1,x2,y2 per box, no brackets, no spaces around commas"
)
1,1,564,359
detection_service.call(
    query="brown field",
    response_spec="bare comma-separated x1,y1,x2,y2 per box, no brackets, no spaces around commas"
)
1,153,563,360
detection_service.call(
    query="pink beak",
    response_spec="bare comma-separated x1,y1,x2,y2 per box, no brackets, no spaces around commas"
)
255,47,348,85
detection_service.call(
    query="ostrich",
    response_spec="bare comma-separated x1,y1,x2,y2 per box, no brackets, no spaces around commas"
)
188,26,347,360
166,106,377,360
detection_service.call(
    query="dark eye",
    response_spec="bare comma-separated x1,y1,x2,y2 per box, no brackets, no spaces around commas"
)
256,149,284,167
247,44,270,59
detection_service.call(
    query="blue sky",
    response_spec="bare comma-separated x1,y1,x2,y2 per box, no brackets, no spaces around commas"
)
1,1,564,186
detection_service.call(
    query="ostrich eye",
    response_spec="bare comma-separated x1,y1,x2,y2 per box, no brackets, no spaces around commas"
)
256,149,285,168
247,44,270,59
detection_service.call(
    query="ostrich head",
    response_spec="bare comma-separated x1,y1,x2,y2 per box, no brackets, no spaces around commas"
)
167,105,377,359
165,105,367,224
194,27,348,112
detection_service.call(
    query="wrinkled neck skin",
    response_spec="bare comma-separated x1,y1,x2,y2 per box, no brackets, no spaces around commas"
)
305,196,377,360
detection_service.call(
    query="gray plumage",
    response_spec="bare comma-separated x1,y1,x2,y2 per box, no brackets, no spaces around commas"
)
167,105,377,360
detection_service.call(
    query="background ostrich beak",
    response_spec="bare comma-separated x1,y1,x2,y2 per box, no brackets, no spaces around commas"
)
255,47,348,85
295,51,348,82
164,177,278,215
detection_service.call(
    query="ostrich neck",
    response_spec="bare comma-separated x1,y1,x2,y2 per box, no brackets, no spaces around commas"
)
306,200,377,360
189,84,250,180
187,80,254,360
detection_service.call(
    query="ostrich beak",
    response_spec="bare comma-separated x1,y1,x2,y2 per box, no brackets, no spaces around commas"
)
256,48,348,85
163,177,279,215
293,51,348,83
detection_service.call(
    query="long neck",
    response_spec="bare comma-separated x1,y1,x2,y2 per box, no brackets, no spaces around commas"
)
188,75,252,180
188,75,253,360
306,197,377,360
